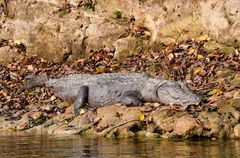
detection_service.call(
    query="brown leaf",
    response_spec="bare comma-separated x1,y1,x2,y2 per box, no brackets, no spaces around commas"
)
187,48,196,55
95,67,105,73
207,95,222,102
32,112,43,120
27,65,35,71
210,50,219,57
167,53,174,60
194,66,202,74
198,35,210,41
197,54,204,59
138,112,145,121
207,89,223,96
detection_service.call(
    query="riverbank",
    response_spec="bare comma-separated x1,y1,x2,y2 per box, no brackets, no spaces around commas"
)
0,39,239,139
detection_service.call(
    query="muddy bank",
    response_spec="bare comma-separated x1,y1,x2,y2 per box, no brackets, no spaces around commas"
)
0,39,239,139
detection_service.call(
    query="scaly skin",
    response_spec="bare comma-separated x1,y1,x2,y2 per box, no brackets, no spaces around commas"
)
41,73,202,114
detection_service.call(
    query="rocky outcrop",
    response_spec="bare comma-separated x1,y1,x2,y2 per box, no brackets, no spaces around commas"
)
2,100,239,139
0,0,239,62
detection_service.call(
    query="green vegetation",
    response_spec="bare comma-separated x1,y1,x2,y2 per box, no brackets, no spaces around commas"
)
82,1,96,11
59,10,69,17
112,10,128,21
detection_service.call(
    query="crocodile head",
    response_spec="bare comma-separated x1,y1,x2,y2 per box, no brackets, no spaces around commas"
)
156,81,202,106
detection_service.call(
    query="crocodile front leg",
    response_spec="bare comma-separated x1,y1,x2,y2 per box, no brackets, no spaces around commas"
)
119,90,144,106
73,85,89,115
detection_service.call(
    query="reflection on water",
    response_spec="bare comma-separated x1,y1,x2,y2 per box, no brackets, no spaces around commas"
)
0,132,239,158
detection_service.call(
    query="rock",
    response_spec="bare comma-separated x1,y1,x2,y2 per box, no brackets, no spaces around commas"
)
39,113,75,134
15,113,31,130
152,109,203,137
96,105,144,127
106,128,135,138
172,115,203,137
68,111,95,132
85,22,127,54
198,112,222,137
233,124,240,138
152,105,239,138
45,124,60,134
137,131,160,138
64,106,73,114
52,124,80,135
25,125,45,134
216,69,235,79
203,41,236,54
152,109,175,132
113,36,146,60
229,74,240,87
64,105,146,137
201,0,240,45
0,46,23,65
0,117,14,131
221,98,240,110
30,112,41,120
40,105,53,113
0,0,239,63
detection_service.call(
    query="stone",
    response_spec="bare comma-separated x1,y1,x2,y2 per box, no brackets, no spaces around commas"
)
233,124,240,138
201,0,240,45
0,117,14,131
229,74,240,87
113,36,145,60
203,41,236,54
172,115,203,137
15,113,31,130
0,0,239,63
0,46,23,65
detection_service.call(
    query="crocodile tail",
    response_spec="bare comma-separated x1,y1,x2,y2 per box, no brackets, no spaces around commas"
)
21,73,48,91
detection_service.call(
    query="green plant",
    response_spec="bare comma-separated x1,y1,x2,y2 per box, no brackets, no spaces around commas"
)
59,10,68,17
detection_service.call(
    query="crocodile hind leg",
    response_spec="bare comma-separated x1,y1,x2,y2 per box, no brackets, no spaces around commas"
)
119,90,144,106
73,85,89,115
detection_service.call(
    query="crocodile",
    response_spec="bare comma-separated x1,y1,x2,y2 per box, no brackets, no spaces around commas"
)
23,73,202,115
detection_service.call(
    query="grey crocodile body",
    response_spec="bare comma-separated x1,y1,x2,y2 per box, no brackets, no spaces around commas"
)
25,73,202,115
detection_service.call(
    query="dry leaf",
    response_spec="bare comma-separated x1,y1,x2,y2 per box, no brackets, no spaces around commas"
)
144,31,151,36
27,65,34,71
207,89,223,96
209,50,219,57
138,112,145,121
207,95,222,102
197,54,204,59
194,66,202,74
110,64,118,68
198,35,210,41
7,128,14,132
217,78,225,84
32,112,43,120
95,67,105,73
50,95,56,101
188,49,196,55
167,53,174,60
79,109,86,115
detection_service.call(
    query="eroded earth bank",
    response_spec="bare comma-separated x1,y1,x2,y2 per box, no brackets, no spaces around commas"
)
0,0,240,139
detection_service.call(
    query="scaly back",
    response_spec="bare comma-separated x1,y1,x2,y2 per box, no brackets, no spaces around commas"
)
46,73,149,88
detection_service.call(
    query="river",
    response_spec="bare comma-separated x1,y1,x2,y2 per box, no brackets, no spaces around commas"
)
0,133,239,158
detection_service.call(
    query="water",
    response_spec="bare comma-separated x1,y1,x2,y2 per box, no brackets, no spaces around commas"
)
0,133,239,158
